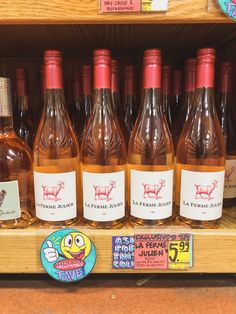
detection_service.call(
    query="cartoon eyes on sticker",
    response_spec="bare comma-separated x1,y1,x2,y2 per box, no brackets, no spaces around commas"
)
64,234,72,248
75,235,84,247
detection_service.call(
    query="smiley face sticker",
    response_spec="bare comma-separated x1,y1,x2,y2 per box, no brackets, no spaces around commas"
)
40,229,96,282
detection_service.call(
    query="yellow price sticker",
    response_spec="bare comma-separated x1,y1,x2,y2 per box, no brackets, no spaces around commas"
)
168,239,192,270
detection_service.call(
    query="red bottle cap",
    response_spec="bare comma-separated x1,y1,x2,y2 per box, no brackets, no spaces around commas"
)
72,69,80,97
111,59,120,93
44,50,63,89
124,65,135,95
82,65,92,95
15,68,28,96
196,47,215,88
93,49,111,89
162,65,171,94
143,49,161,89
172,70,183,96
219,62,232,93
184,59,196,92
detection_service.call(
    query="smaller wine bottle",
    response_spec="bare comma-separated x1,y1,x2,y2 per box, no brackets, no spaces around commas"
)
0,77,35,228
176,48,225,228
162,65,172,131
124,65,138,136
128,49,174,226
217,62,236,207
14,68,35,149
82,65,92,120
172,59,196,151
172,69,183,126
81,49,126,229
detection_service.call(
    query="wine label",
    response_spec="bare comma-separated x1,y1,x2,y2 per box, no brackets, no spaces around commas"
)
0,181,20,220
224,159,236,199
131,169,173,219
34,171,77,221
83,171,125,222
180,170,225,220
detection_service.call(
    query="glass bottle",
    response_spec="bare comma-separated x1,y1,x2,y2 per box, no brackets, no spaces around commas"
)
172,69,183,126
82,65,92,121
81,49,126,229
14,68,35,149
124,65,138,136
175,48,225,228
128,49,174,226
162,65,172,131
216,62,236,207
173,59,196,151
0,77,35,228
33,50,80,227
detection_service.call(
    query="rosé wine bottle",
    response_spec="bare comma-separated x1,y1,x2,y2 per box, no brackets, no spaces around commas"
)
81,49,126,229
172,69,183,126
162,65,172,131
172,59,196,151
216,62,236,207
33,50,80,227
82,65,92,121
128,49,174,226
14,68,35,149
175,48,225,228
0,77,35,228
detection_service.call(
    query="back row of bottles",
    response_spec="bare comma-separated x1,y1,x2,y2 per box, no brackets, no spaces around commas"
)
0,47,235,229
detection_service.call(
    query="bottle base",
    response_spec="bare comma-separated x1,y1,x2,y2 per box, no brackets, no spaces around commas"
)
38,217,78,228
130,216,172,227
0,208,36,229
177,215,220,229
83,217,125,229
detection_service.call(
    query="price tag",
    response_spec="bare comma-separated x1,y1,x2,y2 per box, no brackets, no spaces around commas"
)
168,237,193,270
100,0,168,13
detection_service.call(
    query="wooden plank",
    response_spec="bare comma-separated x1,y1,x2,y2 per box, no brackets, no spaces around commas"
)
0,209,235,274
0,0,229,24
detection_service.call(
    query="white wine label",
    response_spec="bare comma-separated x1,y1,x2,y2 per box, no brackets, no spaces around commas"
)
0,181,20,220
224,159,236,199
131,169,173,219
83,171,125,222
34,171,77,221
180,170,225,220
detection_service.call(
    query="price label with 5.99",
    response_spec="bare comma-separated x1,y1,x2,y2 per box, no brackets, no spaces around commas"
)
168,236,193,270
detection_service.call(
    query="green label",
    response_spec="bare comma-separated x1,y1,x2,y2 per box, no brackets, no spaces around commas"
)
0,181,20,220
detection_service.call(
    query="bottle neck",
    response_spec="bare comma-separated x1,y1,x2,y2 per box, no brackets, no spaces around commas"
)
83,76,92,96
92,88,114,117
220,72,232,93
142,88,162,114
196,62,214,89
43,89,67,116
16,95,30,114
193,87,216,116
45,63,63,89
125,76,135,96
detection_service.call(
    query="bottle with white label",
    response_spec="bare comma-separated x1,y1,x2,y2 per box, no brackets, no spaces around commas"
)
0,77,35,228
81,49,126,228
176,48,225,228
33,50,80,227
216,62,236,207
128,49,174,226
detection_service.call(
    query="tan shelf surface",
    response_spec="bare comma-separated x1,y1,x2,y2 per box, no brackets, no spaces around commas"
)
0,0,230,24
0,208,235,274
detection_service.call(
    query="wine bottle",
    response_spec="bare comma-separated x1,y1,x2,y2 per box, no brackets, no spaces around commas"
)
0,77,35,228
217,62,236,207
82,65,92,121
14,68,35,149
33,50,80,227
71,69,86,144
128,49,174,226
162,65,172,131
124,65,138,136
172,59,196,151
111,59,129,145
175,48,225,228
172,69,183,125
81,49,126,229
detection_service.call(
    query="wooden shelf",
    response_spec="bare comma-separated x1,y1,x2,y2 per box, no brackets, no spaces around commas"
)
0,0,230,24
0,208,235,274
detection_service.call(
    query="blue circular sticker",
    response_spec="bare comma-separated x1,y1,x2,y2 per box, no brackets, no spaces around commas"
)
217,0,236,20
40,229,96,283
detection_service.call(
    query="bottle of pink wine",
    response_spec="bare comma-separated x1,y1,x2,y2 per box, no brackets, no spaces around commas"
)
217,62,236,207
81,65,92,121
81,49,126,229
33,50,80,227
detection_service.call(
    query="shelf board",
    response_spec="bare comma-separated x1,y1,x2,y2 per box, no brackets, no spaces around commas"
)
0,208,235,274
0,0,229,24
